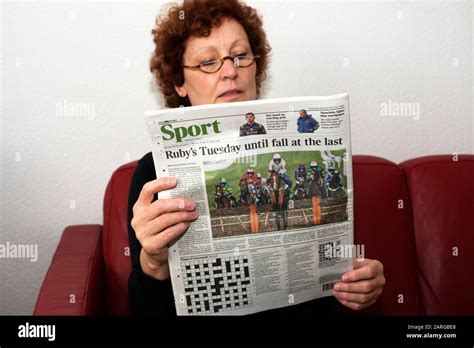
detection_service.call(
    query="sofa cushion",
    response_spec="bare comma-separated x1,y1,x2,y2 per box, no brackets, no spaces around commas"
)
400,155,474,315
34,225,105,315
353,155,423,315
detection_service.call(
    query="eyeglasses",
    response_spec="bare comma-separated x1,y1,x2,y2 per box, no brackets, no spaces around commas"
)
183,55,260,74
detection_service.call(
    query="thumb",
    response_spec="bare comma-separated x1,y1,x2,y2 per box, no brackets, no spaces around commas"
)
340,258,370,282
352,257,369,270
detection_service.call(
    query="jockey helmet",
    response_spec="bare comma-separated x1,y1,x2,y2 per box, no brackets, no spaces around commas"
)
273,153,281,161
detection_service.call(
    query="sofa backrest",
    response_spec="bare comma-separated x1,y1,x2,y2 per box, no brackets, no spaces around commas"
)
400,155,474,315
353,156,423,315
104,155,471,315
103,161,137,315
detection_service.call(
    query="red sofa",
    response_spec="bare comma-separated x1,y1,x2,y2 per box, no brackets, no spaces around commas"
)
34,155,474,316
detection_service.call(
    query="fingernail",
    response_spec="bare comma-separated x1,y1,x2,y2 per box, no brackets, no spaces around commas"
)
179,200,185,209
169,177,177,185
342,275,349,282
333,283,341,291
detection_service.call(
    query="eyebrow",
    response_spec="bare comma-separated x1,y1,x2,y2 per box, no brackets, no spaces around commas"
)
192,38,249,54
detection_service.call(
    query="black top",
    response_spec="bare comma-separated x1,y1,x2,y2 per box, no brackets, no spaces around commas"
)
127,152,351,318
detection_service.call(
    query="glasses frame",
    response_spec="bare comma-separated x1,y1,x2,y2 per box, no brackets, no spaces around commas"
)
183,54,260,74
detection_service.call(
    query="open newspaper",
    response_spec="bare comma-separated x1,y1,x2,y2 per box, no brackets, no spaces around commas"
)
145,94,354,316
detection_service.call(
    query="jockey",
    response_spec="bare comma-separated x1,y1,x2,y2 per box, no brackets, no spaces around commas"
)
294,163,307,182
259,174,267,188
309,161,324,178
268,153,292,188
256,172,263,186
240,167,260,204
324,166,335,183
216,177,236,203
259,174,268,192
217,177,231,190
325,166,344,187
241,167,260,187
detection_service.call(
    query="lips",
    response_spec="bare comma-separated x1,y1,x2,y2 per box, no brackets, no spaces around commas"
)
218,89,243,99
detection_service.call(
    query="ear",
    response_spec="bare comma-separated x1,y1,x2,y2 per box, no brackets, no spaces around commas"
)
174,85,187,98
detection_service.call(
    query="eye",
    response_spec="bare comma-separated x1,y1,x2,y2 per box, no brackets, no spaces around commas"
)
233,52,248,59
201,59,218,67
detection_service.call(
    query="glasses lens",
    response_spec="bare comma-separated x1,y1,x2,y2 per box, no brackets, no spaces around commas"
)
237,56,254,67
201,60,221,73
199,56,255,73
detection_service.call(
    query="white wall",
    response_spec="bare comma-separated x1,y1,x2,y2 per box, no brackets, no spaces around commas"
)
1,0,472,315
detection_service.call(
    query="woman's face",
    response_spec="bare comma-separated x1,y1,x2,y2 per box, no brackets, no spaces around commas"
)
175,18,258,105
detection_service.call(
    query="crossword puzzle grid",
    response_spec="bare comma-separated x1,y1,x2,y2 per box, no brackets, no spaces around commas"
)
182,256,251,314
318,240,341,262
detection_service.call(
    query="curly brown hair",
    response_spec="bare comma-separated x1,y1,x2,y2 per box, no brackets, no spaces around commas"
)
150,0,271,108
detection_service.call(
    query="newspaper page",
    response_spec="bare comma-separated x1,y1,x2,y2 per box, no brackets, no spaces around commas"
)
145,94,354,316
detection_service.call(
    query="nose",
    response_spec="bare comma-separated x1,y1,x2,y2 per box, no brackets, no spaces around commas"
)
220,57,238,80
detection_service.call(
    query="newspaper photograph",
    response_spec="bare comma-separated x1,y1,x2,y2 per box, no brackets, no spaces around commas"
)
145,94,354,315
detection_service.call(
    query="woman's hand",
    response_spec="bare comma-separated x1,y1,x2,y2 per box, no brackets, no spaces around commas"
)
131,177,198,281
332,258,385,310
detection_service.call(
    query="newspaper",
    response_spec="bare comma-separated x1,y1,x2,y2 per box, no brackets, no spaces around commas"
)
145,94,354,316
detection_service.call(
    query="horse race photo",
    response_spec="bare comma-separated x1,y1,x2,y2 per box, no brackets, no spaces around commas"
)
204,150,349,239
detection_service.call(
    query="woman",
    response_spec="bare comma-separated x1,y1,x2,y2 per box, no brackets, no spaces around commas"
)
128,0,385,317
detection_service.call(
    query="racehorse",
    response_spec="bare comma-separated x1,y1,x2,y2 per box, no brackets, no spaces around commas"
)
238,179,257,206
258,183,270,204
269,170,288,230
308,171,327,198
326,173,346,198
214,184,231,209
294,177,308,200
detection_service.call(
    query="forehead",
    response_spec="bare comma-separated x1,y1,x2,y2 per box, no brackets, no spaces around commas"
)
184,18,250,55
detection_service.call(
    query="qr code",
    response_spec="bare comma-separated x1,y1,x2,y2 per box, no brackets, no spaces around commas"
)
182,256,251,314
318,240,341,267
